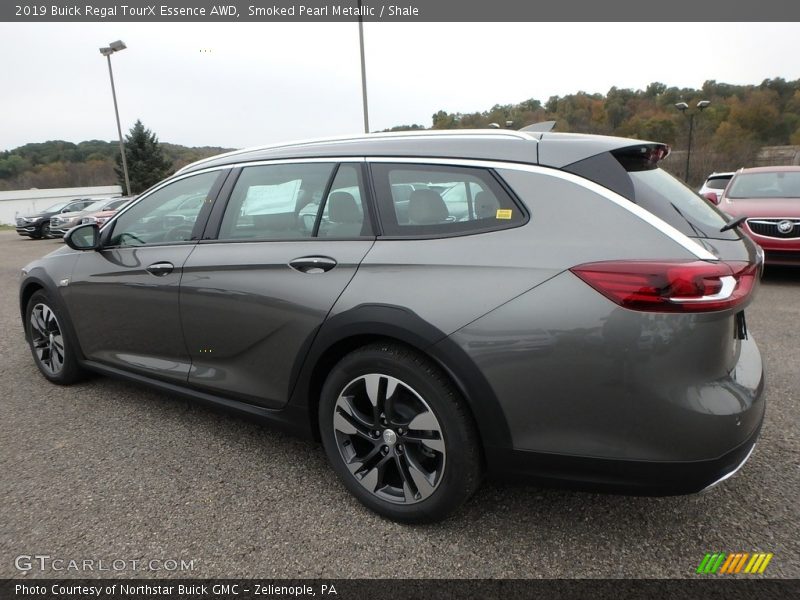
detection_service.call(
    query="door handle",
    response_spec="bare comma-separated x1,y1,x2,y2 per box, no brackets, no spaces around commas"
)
146,261,174,276
288,256,337,274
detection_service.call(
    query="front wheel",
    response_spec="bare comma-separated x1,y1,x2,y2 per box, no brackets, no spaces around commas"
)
40,221,51,238
25,290,86,384
319,342,483,523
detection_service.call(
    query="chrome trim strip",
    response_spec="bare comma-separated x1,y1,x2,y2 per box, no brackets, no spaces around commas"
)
366,156,719,261
698,444,756,494
747,218,800,224
745,218,800,239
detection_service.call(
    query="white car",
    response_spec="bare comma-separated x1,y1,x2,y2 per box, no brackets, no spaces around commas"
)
698,172,734,205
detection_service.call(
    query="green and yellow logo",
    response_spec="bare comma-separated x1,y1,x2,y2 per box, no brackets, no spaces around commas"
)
696,552,773,575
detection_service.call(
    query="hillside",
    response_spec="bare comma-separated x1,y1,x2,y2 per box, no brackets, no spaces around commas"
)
3,77,799,190
0,140,232,191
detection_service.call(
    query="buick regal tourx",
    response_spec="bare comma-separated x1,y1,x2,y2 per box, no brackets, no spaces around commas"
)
19,130,765,522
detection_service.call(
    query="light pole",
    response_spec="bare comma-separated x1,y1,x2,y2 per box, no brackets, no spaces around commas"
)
675,99,711,184
100,40,131,196
357,0,369,133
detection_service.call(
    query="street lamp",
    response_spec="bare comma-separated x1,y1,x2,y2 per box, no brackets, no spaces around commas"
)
100,40,131,196
675,99,711,184
357,0,369,133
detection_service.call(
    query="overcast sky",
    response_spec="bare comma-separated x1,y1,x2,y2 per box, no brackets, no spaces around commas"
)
1,22,799,152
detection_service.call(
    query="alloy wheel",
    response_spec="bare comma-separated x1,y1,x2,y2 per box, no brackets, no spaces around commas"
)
332,373,446,504
30,303,65,375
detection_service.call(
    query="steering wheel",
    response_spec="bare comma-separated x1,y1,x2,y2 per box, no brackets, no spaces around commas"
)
118,231,146,246
164,225,194,242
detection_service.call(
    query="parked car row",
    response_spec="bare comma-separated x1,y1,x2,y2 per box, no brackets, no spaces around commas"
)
700,166,800,265
15,197,135,240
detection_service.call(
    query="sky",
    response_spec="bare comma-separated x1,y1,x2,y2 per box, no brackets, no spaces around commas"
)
1,22,799,152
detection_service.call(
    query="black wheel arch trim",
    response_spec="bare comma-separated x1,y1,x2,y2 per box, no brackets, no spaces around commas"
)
287,303,513,450
19,272,87,363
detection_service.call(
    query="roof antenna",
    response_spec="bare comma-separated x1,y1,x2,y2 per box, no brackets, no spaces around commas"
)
520,121,556,132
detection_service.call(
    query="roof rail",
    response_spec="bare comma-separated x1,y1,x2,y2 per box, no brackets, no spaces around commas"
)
176,129,535,174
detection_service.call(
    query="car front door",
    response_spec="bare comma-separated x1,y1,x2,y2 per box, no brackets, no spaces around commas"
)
179,160,375,408
64,170,227,383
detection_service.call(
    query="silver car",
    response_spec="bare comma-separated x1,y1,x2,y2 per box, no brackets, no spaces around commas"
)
48,197,128,238
19,130,765,523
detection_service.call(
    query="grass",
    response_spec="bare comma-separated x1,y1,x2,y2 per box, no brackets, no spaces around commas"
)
0,224,15,230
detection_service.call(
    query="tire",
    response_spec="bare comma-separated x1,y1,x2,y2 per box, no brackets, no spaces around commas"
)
25,290,86,385
319,342,483,523
41,221,51,239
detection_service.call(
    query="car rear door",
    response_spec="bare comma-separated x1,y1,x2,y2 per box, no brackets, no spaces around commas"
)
64,170,227,383
179,160,375,408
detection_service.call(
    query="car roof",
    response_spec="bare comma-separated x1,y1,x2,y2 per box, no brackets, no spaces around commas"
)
737,166,800,174
176,129,659,175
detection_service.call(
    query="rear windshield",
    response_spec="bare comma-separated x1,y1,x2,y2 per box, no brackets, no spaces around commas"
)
727,171,800,199
627,168,738,240
705,175,732,190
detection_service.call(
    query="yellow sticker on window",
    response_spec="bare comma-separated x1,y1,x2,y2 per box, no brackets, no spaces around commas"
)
495,209,513,220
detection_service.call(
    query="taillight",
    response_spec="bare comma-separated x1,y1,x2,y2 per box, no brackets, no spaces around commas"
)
570,260,758,313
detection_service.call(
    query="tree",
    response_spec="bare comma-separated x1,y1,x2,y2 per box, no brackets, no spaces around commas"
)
116,120,173,194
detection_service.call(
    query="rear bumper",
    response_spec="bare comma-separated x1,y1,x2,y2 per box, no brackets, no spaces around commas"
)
485,417,762,495
746,234,800,265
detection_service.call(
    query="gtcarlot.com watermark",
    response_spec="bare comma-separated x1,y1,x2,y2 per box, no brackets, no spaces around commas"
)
15,554,196,573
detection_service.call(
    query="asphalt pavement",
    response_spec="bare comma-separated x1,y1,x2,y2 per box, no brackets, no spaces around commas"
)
0,230,797,579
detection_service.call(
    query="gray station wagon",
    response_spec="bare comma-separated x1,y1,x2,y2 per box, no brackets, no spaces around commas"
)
19,130,765,522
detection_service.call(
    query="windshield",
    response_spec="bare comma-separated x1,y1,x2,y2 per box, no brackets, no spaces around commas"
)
45,201,68,212
727,171,800,199
705,176,731,190
83,200,110,212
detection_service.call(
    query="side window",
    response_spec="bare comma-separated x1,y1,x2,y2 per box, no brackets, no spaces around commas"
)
371,163,525,236
109,171,221,247
218,163,335,240
317,164,371,238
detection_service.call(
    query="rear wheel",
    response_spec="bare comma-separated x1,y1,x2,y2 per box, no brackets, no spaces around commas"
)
25,290,86,384
319,342,483,523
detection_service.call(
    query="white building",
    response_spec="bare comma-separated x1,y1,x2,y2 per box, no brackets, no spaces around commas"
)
0,186,123,225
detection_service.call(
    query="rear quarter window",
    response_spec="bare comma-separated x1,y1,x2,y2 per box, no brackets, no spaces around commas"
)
370,163,526,237
628,168,739,240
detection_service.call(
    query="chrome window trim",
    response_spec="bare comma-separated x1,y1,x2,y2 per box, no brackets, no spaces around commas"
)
366,156,719,261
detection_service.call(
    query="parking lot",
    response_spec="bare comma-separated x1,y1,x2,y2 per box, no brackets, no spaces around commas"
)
0,230,797,579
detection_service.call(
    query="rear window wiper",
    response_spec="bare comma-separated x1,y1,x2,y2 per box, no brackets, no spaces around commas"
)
720,215,747,232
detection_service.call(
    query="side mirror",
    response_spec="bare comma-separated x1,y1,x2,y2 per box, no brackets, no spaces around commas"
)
64,223,100,251
703,192,720,205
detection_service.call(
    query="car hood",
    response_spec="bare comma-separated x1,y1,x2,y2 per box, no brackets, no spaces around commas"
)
52,210,88,220
722,197,800,218
19,210,56,219
89,209,117,218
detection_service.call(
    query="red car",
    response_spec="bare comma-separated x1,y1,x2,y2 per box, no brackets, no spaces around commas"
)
717,166,800,265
